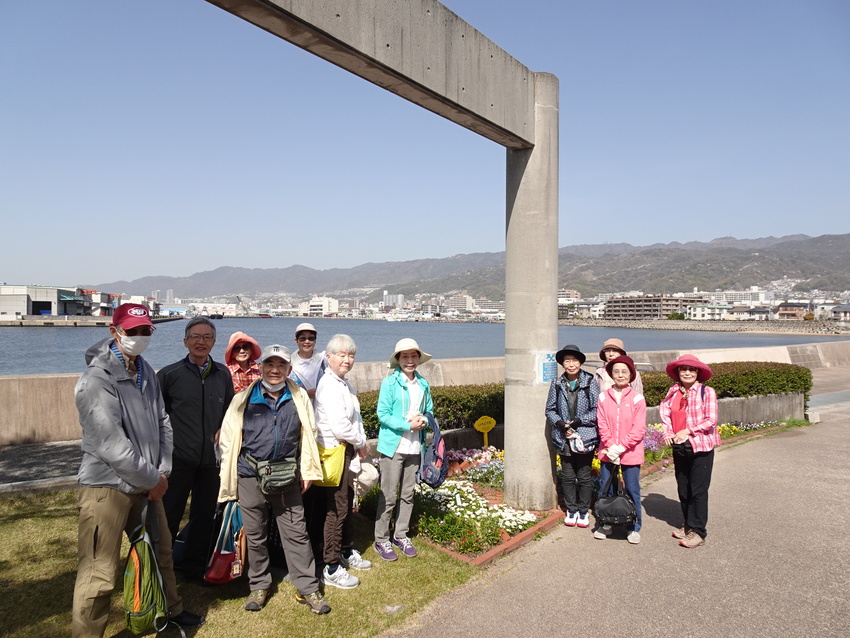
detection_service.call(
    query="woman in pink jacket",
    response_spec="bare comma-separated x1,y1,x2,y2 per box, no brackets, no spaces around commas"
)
594,355,646,544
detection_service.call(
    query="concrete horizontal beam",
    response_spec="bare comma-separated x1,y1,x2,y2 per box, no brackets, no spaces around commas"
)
203,0,535,148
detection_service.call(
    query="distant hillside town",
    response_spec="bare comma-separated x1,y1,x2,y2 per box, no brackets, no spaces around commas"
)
2,282,849,325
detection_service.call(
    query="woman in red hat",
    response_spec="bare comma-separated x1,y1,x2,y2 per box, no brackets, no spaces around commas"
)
659,354,719,548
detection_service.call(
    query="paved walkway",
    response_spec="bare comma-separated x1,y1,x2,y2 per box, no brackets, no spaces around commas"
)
379,379,850,638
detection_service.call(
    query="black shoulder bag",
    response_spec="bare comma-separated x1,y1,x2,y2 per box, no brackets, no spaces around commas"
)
593,465,637,525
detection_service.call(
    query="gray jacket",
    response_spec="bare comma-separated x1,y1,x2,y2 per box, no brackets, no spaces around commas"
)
75,338,173,493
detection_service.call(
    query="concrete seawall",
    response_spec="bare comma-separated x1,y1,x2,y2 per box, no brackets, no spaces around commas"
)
2,341,847,446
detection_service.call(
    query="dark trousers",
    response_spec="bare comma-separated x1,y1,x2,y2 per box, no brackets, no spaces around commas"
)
301,483,327,562
672,443,715,539
321,445,355,566
238,476,319,594
559,452,594,514
162,459,220,577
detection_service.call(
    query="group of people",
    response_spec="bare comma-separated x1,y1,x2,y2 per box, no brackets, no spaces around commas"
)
71,305,721,636
546,338,719,549
71,307,434,636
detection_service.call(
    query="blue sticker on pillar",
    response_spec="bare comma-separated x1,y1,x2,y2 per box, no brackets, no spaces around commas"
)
541,353,557,383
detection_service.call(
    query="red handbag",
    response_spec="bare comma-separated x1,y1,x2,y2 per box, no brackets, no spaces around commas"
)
204,502,246,584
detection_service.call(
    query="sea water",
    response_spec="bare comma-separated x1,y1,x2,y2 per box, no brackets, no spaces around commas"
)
0,317,845,376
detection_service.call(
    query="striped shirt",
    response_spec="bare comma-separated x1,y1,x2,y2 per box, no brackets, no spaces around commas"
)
659,382,720,453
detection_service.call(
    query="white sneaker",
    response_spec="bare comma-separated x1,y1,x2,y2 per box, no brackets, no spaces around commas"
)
627,531,641,544
593,524,612,540
563,511,578,527
340,549,372,571
321,564,360,589
576,512,590,528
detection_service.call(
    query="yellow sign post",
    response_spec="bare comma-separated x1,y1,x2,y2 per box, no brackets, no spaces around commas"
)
473,416,496,448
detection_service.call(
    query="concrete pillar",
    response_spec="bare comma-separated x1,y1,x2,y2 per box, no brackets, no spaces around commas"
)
503,72,559,510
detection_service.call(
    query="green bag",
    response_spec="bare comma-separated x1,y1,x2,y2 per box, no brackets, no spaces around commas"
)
123,499,168,635
244,452,298,495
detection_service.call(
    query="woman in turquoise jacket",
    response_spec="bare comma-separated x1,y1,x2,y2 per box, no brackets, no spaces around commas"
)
373,338,434,562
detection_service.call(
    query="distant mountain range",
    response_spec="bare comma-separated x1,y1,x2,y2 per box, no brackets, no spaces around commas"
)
94,234,850,300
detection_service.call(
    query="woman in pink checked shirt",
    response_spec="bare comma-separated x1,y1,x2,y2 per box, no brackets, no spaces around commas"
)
659,354,720,549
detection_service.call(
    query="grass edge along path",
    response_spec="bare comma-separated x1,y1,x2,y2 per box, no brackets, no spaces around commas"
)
0,496,475,638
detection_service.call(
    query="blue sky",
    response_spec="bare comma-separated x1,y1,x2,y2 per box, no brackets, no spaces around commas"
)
1,0,847,287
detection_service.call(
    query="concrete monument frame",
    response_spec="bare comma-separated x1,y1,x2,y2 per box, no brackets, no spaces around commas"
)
205,0,559,509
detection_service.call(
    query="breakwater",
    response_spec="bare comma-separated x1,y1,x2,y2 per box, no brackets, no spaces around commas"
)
559,318,847,335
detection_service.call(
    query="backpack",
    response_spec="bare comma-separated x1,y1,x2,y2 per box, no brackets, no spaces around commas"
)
417,413,448,489
123,498,169,635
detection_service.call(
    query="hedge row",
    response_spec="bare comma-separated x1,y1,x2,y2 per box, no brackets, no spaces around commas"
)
359,383,504,440
357,362,811,438
640,361,812,406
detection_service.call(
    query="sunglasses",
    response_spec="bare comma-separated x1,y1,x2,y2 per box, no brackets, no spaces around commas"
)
679,366,699,373
121,326,154,337
297,335,317,342
234,343,253,352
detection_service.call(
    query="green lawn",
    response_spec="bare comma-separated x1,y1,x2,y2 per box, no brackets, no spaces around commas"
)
0,491,476,638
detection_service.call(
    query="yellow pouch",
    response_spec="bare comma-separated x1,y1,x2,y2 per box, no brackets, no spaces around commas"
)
314,443,346,487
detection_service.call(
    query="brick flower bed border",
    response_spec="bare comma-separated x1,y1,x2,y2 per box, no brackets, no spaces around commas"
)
420,507,563,567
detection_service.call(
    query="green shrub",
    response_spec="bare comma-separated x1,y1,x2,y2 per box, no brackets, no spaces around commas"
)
359,363,810,435
359,383,504,439
642,361,812,406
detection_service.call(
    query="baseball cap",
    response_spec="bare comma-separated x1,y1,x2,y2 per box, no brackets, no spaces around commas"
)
260,344,292,363
295,322,317,336
111,304,154,330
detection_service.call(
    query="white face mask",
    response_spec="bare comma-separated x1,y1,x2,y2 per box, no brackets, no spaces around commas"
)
262,380,287,393
118,334,151,357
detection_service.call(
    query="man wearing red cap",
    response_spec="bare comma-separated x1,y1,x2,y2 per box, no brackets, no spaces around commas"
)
72,303,203,637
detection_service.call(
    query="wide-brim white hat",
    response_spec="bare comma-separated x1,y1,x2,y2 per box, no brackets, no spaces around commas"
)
388,338,432,368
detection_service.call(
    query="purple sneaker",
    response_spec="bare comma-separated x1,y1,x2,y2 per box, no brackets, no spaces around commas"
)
391,536,417,558
374,541,398,562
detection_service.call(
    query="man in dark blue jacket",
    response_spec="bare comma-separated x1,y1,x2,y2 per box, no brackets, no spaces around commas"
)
157,316,234,581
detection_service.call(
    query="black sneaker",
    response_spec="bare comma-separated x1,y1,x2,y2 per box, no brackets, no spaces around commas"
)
169,610,205,628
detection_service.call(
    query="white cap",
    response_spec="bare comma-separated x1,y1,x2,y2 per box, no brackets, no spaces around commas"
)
295,322,317,336
259,344,291,363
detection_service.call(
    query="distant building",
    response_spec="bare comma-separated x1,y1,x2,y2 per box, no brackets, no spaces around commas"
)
444,294,474,312
687,304,733,321
604,294,709,320
725,306,771,321
710,286,774,305
830,304,850,321
382,291,405,309
775,302,810,320
557,289,580,305
474,298,505,311
300,296,339,317
0,284,91,317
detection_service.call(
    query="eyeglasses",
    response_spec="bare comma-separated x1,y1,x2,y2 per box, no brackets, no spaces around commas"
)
297,335,317,342
121,326,154,337
679,366,699,373
187,334,215,342
234,343,253,352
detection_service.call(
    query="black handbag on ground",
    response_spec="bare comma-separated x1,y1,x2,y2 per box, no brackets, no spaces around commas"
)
594,465,637,525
